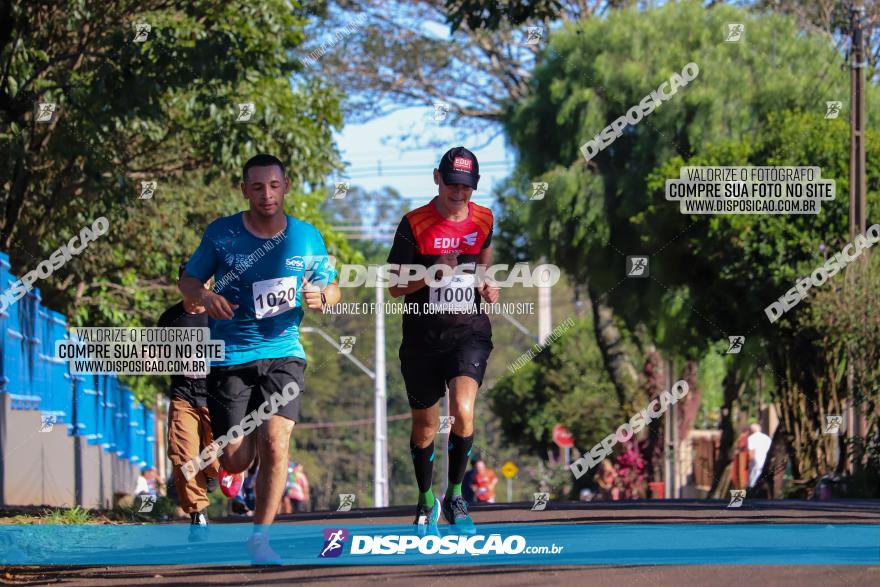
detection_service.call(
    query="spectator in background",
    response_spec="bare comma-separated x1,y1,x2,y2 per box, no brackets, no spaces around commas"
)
230,462,259,516
747,422,772,488
281,463,295,514
243,462,259,512
595,459,620,501
285,462,310,513
135,466,159,496
461,458,478,504
732,428,750,489
472,460,498,504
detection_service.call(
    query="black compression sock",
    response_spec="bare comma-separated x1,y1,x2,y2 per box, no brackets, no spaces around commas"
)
410,439,435,501
447,432,474,489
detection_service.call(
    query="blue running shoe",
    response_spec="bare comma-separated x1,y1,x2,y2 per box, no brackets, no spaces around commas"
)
441,494,476,535
414,495,440,537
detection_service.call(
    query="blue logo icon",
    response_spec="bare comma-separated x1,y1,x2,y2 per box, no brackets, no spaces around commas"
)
319,528,348,558
286,256,305,271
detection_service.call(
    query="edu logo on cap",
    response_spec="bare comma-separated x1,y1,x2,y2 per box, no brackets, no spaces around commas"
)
438,147,480,189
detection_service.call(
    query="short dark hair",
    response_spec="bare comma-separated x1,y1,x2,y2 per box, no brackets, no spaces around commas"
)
243,154,285,182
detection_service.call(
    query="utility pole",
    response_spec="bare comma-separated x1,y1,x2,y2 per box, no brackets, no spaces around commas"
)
154,395,167,495
374,281,389,507
537,275,552,344
299,322,384,504
72,375,82,507
850,0,867,240
664,360,676,498
847,0,868,473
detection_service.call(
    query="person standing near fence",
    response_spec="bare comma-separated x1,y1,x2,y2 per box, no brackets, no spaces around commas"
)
160,261,219,541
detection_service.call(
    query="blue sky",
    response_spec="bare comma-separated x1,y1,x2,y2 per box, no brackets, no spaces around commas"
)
332,107,515,211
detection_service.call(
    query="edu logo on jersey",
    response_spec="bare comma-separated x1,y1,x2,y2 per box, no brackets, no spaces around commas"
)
434,232,478,250
434,237,460,249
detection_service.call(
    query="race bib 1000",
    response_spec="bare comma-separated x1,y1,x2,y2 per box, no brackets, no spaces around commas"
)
429,273,476,311
252,276,298,319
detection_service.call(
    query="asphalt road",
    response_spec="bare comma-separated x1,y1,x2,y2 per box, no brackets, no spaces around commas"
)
3,500,879,586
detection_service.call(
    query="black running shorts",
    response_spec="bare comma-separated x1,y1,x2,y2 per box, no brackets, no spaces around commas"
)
206,356,305,439
399,333,493,410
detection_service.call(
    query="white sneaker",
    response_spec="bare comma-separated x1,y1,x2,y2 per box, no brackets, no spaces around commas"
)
188,511,209,543
247,533,282,565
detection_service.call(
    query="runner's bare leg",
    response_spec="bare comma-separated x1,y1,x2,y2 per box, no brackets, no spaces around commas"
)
448,376,478,436
218,433,258,474
411,401,441,447
253,415,295,526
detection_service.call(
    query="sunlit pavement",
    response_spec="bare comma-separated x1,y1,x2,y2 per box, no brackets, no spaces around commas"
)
3,500,878,585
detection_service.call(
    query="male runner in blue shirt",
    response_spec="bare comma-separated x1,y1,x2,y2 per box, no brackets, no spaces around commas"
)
180,153,339,564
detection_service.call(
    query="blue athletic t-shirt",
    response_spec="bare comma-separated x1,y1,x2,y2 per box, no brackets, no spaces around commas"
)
186,212,336,366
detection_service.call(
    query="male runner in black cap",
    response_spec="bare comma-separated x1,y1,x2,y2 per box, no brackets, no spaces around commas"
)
387,146,499,535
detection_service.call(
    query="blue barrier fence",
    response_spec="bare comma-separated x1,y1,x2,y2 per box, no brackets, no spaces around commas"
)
0,251,155,468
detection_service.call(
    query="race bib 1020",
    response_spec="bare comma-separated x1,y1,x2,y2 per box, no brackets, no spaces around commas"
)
252,276,298,319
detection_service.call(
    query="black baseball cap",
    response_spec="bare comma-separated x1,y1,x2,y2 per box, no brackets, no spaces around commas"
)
438,146,480,189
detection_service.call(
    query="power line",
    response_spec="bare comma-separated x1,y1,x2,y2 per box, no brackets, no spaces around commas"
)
324,194,495,202
339,159,514,180
297,412,411,429
347,171,507,179
332,225,397,230
336,234,395,241
343,160,512,173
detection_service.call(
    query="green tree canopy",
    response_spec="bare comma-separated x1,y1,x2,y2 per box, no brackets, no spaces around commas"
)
496,0,880,487
1,0,353,329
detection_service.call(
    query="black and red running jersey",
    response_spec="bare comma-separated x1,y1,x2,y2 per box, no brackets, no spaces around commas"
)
387,198,494,348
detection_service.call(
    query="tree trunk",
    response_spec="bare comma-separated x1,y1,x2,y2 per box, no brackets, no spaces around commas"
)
2,155,29,249
768,338,845,495
677,360,702,441
710,369,747,498
640,351,666,483
588,283,640,409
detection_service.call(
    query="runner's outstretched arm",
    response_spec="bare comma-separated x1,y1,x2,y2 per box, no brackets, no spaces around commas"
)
388,269,428,298
178,273,205,305
389,252,459,298
477,248,500,303
302,277,341,309
179,273,237,320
